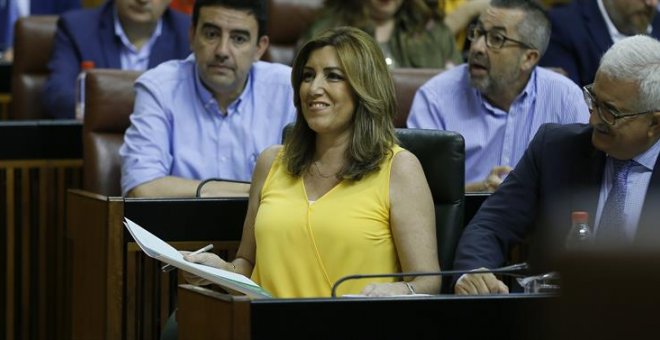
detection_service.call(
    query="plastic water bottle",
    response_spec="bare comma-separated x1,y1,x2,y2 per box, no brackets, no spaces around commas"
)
75,60,95,120
565,211,593,250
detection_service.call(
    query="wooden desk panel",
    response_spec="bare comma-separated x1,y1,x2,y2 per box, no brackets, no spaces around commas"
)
178,284,554,340
1,121,82,340
67,192,248,340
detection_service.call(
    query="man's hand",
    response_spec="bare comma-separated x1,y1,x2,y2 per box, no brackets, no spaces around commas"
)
455,268,509,295
483,165,513,192
465,165,513,192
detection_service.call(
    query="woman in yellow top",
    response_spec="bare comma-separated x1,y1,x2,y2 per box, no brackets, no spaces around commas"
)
184,26,440,298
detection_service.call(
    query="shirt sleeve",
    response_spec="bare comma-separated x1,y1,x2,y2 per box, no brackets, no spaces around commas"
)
119,80,174,195
561,83,590,124
406,85,445,130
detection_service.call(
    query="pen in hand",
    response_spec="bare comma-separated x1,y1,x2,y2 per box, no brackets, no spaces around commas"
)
161,244,214,273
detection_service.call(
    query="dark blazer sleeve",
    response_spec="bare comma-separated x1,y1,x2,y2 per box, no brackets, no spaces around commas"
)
453,124,553,272
30,0,80,14
43,13,85,119
148,9,191,68
540,7,581,84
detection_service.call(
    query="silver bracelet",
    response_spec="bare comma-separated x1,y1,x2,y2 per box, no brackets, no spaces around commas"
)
404,282,416,295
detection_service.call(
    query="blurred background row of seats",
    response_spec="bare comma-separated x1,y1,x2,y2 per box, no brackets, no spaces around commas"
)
7,0,438,126
8,0,324,120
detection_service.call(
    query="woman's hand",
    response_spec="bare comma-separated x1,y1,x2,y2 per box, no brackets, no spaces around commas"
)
360,282,414,297
180,251,233,285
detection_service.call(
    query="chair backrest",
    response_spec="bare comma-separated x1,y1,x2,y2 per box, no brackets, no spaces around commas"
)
83,69,141,196
396,128,465,293
391,68,441,128
263,0,321,65
10,15,58,120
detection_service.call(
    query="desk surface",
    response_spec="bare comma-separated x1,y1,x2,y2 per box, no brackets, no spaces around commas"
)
0,119,81,159
179,284,556,340
123,197,248,242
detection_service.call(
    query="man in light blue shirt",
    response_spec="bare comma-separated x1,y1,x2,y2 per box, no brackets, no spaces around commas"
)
454,35,660,295
120,0,296,197
407,0,589,192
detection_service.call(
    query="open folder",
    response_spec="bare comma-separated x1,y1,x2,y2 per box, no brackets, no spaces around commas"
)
123,218,272,299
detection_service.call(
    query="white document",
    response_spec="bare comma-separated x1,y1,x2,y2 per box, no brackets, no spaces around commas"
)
123,217,271,299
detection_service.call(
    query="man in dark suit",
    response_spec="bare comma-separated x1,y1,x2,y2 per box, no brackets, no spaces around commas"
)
540,0,660,87
454,35,660,295
43,0,190,119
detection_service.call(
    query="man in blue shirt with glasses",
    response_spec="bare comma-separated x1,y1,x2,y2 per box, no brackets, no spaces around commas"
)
407,0,589,193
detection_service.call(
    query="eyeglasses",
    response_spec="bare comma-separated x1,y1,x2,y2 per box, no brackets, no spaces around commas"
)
467,25,535,50
583,84,658,126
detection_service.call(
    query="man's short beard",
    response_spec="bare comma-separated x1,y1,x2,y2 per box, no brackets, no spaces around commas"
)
469,67,522,97
469,75,492,93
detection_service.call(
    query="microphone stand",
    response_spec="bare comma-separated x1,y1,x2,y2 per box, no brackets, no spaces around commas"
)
195,178,251,197
331,263,529,298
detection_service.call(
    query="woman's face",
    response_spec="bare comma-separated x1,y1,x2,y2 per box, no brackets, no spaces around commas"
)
299,46,356,136
365,0,405,21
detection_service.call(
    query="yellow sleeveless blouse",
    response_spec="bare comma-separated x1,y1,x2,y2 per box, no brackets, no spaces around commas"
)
251,146,404,298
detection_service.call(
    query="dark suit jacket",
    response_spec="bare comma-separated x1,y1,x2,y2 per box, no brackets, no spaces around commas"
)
43,0,191,119
29,0,81,14
539,0,660,86
454,123,660,275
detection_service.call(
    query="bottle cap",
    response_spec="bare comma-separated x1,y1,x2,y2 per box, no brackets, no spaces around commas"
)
80,60,95,70
571,211,589,224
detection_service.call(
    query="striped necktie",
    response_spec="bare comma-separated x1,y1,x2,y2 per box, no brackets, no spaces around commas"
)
596,159,635,243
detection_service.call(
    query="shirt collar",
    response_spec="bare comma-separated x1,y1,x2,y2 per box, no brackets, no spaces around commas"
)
632,137,660,171
193,56,253,116
475,67,538,115
597,0,653,43
113,9,163,53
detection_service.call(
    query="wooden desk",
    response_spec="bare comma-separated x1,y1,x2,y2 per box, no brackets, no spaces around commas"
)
1,120,82,340
178,284,554,339
63,189,492,339
67,192,248,340
0,93,10,120
0,62,10,92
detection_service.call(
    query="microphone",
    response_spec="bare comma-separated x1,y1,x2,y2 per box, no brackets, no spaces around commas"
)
330,262,529,298
195,178,251,197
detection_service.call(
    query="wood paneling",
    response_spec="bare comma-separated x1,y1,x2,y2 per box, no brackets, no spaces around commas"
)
68,191,244,340
1,159,82,340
